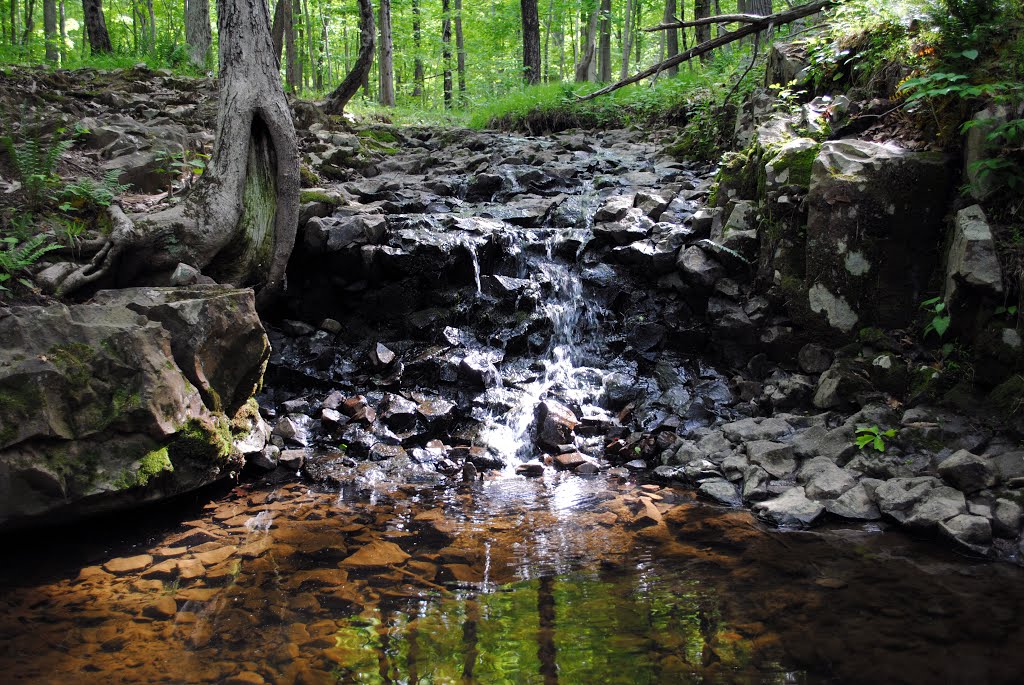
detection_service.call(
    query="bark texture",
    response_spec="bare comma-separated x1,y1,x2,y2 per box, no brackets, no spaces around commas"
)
378,0,395,106
442,0,452,109
44,0,58,62
574,2,599,82
184,0,212,69
663,0,678,76
521,0,541,85
412,0,424,97
598,0,611,82
455,0,466,97
82,0,112,54
322,0,374,114
55,0,299,306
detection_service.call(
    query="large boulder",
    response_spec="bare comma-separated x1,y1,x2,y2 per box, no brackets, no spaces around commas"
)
804,140,952,333
0,286,270,529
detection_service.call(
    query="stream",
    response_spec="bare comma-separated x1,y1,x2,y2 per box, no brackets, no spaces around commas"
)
2,128,1024,684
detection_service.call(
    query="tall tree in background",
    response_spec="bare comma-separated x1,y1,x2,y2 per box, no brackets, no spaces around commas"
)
521,0,540,84
271,0,286,61
663,0,678,76
454,0,465,101
441,0,452,108
184,0,212,69
82,0,112,54
378,0,394,106
411,0,424,98
597,0,611,82
43,0,58,62
694,0,710,61
575,1,599,82
323,0,374,113
21,0,35,43
56,0,299,305
620,0,633,79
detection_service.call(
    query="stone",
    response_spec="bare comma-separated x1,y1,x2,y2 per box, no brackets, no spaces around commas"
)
380,394,418,432
516,461,545,477
341,540,411,567
371,342,397,367
745,441,797,478
903,486,967,528
752,486,824,527
632,497,664,527
554,452,588,470
459,352,501,388
797,343,833,375
799,457,858,500
938,514,992,555
824,483,881,520
993,498,1023,538
937,450,996,493
143,596,178,620
594,194,635,223
104,555,154,574
789,425,856,464
741,465,771,502
535,400,578,451
635,191,670,220
813,360,873,409
805,139,951,331
250,445,280,471
698,479,742,507
945,205,1002,308
875,477,939,522
721,417,792,443
279,450,306,471
676,245,725,290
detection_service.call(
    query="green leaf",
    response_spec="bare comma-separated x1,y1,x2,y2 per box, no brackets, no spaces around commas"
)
960,49,979,61
855,435,874,449
932,315,951,337
872,436,885,452
883,429,898,438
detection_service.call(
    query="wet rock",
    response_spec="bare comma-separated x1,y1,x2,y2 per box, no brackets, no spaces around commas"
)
279,450,306,471
939,514,992,555
632,497,664,527
903,486,967,528
380,393,418,432
753,486,824,527
143,596,178,620
516,461,545,477
745,441,797,479
789,424,856,464
273,415,312,447
798,344,833,375
813,360,873,410
594,194,635,223
535,400,578,451
698,479,742,507
250,445,280,471
635,191,670,220
459,352,501,388
798,457,857,500
824,483,881,520
741,465,772,501
341,540,410,567
320,408,348,431
104,555,154,574
554,452,588,470
937,450,995,493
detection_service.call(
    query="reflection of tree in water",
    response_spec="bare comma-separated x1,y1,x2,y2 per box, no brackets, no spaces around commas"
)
326,570,772,684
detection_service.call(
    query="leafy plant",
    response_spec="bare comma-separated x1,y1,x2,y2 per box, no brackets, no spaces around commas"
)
60,170,131,211
921,297,951,339
0,234,60,292
855,425,897,452
1,127,74,209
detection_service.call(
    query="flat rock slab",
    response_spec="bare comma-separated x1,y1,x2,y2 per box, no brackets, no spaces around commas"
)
341,540,410,567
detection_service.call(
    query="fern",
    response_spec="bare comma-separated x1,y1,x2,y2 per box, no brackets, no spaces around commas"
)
0,234,61,291
1,129,74,209
61,170,131,210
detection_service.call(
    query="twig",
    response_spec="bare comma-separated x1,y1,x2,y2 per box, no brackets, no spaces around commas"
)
645,13,773,32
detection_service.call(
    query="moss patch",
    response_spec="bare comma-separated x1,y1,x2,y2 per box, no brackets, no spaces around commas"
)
48,342,97,387
299,189,342,205
112,446,173,490
169,416,234,464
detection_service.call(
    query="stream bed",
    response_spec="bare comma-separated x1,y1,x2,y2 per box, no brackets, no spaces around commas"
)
2,472,1024,684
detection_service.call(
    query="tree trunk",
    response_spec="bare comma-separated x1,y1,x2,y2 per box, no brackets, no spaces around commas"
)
441,0,452,109
597,0,610,82
322,0,374,114
694,0,710,61
574,1,598,82
146,0,155,52
43,0,57,61
21,0,35,44
411,0,424,98
284,0,299,93
290,0,303,92
271,0,286,64
521,0,540,85
663,0,678,76
455,0,465,100
542,0,553,82
184,0,212,69
620,0,633,80
377,0,394,106
302,0,317,90
82,0,112,54
9,0,17,45
56,0,299,307
59,0,66,61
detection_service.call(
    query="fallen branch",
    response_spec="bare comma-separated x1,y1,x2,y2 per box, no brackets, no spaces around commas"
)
579,0,837,102
645,13,774,32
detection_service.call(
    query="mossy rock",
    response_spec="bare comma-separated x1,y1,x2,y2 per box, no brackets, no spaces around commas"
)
987,374,1024,418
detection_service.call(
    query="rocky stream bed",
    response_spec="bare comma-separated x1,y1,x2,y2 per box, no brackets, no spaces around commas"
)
2,67,1024,683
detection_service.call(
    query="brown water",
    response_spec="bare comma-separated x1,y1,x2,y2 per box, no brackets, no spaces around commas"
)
2,470,1023,684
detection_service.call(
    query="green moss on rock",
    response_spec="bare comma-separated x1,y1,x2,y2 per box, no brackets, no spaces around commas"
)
169,416,234,464
112,446,173,490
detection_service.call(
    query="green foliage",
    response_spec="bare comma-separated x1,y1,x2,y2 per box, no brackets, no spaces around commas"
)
1,127,74,209
855,425,898,452
61,170,131,211
0,234,60,292
920,297,951,339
